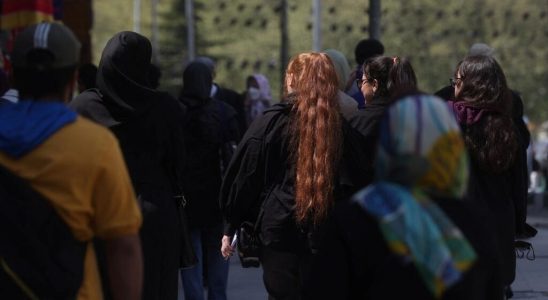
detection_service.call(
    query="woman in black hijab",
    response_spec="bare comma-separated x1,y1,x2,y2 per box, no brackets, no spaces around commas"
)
70,31,188,300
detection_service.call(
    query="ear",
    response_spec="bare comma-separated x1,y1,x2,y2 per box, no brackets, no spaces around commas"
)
372,79,379,93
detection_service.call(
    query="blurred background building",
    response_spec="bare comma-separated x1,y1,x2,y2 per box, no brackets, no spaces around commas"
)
1,0,547,125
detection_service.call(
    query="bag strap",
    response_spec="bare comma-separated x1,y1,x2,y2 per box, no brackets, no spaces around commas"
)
0,163,86,298
0,258,39,300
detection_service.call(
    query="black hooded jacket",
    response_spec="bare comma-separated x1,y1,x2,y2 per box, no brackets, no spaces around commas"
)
70,32,186,299
179,62,240,228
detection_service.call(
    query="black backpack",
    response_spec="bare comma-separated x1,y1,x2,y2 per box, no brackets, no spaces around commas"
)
0,164,86,299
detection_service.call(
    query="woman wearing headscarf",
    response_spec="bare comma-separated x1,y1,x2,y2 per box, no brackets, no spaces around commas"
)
220,52,367,299
178,61,240,300
449,55,525,296
305,95,502,300
323,49,358,119
243,73,272,126
70,31,188,300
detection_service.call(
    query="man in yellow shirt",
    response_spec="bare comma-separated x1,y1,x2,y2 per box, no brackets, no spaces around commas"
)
0,23,143,299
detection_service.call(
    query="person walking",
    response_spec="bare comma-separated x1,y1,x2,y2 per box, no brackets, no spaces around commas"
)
347,39,385,109
323,49,359,119
449,55,525,296
243,73,273,126
0,23,143,299
220,52,367,300
350,55,417,184
179,61,240,300
70,31,188,300
304,94,503,300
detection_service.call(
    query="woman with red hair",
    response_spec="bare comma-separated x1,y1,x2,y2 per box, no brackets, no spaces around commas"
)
219,52,367,299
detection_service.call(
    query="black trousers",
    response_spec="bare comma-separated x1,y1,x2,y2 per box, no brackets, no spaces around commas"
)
260,247,311,300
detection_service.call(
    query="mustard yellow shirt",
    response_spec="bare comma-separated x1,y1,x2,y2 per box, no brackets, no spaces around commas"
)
0,116,142,299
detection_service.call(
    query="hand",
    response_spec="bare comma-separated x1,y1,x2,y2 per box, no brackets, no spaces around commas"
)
221,235,234,259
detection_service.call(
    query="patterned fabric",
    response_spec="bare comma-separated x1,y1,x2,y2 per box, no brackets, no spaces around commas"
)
354,95,477,298
1,0,55,30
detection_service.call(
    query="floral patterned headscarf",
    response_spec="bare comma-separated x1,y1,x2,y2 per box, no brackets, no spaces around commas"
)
354,94,476,298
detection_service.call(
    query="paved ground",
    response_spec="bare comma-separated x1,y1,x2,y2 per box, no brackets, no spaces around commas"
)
178,205,548,300
512,207,548,299
177,254,267,300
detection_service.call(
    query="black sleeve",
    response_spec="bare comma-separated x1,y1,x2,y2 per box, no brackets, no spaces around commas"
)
512,142,529,236
219,134,265,236
511,92,530,236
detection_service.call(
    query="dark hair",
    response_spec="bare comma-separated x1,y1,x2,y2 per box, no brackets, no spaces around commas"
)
456,55,517,173
354,39,384,65
14,49,76,99
362,56,417,100
78,63,97,91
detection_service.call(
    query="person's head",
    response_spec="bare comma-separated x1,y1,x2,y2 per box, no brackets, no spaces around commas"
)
98,31,152,89
359,56,417,104
147,63,161,89
284,52,342,225
77,63,97,93
246,74,272,101
11,22,81,101
468,43,495,57
453,55,510,112
194,56,216,79
181,61,213,103
323,49,352,92
376,94,468,198
354,38,384,66
452,55,517,173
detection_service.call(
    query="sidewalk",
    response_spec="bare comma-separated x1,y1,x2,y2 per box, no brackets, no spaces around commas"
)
178,206,548,300
177,256,267,300
512,207,548,299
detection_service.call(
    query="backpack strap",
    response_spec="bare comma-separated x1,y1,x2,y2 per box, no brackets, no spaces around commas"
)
0,163,86,298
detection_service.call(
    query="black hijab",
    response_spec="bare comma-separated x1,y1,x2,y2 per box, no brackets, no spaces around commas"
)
96,31,157,119
179,62,212,108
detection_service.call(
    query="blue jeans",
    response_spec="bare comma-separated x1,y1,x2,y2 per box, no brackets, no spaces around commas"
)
181,226,229,300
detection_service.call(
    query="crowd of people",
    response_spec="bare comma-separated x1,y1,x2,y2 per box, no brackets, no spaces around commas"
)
0,22,530,300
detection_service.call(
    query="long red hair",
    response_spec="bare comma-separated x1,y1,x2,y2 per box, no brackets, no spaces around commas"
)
285,52,342,225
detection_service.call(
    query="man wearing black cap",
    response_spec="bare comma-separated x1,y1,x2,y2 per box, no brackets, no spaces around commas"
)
0,23,143,299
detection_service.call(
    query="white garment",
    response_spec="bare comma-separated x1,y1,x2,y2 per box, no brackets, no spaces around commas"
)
1,89,19,103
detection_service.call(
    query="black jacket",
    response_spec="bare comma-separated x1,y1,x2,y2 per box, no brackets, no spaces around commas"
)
435,85,530,238
304,199,503,300
348,98,390,184
349,98,390,139
220,102,369,252
179,62,240,228
70,31,185,300
212,84,247,138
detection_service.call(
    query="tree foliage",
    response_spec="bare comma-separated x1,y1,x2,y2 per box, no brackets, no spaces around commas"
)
93,0,548,121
